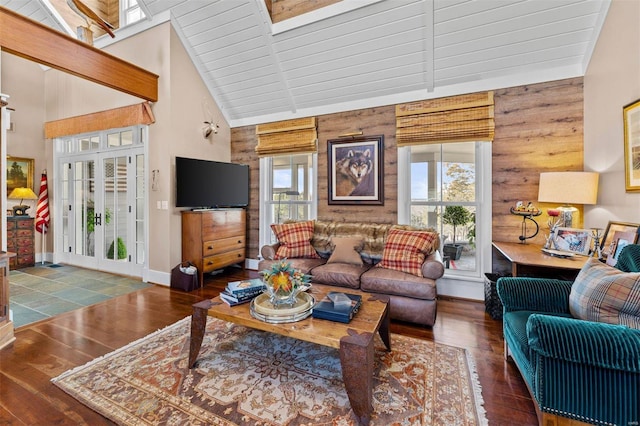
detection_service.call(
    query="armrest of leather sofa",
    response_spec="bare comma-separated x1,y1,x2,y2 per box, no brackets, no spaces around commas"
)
421,251,445,280
527,314,640,372
260,243,280,261
497,277,573,313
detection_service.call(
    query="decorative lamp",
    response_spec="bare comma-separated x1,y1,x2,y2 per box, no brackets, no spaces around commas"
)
8,187,38,216
537,172,599,228
276,190,300,224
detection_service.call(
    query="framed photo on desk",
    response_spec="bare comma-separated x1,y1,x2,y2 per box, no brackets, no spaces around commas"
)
553,227,592,256
601,221,640,259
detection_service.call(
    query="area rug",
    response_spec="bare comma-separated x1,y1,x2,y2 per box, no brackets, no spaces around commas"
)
52,317,487,425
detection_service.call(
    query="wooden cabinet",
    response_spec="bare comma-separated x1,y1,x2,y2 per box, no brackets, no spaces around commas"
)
0,252,16,350
181,209,246,287
7,217,35,269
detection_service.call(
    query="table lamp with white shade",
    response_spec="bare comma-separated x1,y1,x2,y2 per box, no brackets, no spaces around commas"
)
8,187,38,216
537,172,599,228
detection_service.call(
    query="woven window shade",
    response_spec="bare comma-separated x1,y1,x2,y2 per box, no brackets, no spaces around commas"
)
396,92,494,146
255,117,317,156
44,102,155,139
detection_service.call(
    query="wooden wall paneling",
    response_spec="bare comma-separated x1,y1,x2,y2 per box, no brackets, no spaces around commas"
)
492,77,584,247
231,105,399,258
316,106,398,222
231,77,585,264
231,126,262,259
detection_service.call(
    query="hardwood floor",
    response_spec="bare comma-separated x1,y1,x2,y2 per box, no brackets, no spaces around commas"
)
0,268,537,425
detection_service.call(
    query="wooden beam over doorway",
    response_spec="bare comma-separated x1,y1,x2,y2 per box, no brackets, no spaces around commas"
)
0,6,158,102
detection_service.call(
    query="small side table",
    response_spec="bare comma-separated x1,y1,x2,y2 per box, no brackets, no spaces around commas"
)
7,216,35,269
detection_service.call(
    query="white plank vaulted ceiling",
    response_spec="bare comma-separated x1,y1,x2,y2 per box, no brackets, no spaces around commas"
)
1,0,611,127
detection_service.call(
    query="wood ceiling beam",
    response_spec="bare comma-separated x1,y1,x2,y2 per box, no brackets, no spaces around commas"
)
0,6,158,102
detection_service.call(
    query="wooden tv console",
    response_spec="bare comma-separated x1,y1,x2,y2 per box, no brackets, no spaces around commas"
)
181,209,246,287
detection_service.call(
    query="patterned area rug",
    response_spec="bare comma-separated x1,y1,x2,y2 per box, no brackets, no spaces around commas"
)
52,317,487,425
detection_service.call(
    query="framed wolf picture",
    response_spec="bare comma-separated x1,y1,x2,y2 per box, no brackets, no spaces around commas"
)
328,135,384,205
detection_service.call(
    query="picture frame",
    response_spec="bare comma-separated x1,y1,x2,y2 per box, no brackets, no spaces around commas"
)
600,221,640,258
623,98,640,192
605,230,637,267
6,156,34,197
327,135,384,205
553,227,592,256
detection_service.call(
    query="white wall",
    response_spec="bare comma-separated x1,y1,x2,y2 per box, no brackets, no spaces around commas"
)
40,22,230,283
584,0,640,227
1,54,48,257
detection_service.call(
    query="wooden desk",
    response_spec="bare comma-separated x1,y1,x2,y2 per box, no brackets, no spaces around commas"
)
492,241,589,280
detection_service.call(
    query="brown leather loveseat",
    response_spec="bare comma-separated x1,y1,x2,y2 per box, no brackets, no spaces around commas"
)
259,220,445,326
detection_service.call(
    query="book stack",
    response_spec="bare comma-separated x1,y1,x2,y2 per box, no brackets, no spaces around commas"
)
312,292,362,323
220,278,266,306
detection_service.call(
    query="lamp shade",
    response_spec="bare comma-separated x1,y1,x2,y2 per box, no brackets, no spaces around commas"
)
8,187,38,201
538,172,599,205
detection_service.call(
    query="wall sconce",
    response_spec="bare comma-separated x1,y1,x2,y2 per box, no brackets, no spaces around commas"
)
203,121,219,139
276,190,300,223
538,172,599,227
9,187,38,216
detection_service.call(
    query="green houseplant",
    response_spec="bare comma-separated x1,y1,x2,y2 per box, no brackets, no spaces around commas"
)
442,205,471,260
107,237,127,260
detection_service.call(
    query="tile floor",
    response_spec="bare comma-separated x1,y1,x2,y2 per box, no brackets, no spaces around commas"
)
9,263,152,327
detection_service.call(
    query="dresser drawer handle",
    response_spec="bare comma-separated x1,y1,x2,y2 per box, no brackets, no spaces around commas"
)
237,240,242,244
207,245,213,250
206,260,214,265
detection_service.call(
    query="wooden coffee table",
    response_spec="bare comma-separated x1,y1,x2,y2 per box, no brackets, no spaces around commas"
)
188,284,391,426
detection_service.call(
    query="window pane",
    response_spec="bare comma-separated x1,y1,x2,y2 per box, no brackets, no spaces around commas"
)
410,205,439,229
409,142,478,274
266,154,315,244
410,144,441,202
443,143,475,202
108,133,120,147
121,130,133,146
79,136,99,151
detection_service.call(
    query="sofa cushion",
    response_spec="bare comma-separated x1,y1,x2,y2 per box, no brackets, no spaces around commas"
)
569,258,640,329
377,229,438,277
360,266,437,300
327,237,363,265
271,220,320,259
309,262,370,289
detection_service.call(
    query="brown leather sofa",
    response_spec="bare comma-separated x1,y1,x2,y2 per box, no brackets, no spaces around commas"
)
259,220,445,326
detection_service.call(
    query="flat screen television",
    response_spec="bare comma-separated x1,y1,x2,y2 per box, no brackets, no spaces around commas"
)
176,157,249,208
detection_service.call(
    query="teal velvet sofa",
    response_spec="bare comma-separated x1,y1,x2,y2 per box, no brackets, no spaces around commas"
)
497,245,640,426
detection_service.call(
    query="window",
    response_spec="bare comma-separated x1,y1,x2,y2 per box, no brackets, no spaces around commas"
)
259,154,317,249
398,142,491,278
120,0,145,27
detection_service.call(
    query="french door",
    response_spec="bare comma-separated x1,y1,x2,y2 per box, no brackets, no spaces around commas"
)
55,128,146,277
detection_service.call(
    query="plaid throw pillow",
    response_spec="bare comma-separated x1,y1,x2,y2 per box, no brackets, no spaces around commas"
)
271,220,320,259
377,229,438,277
569,258,640,329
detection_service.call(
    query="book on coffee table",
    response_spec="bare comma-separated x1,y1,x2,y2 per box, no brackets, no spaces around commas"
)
226,278,266,297
220,290,260,306
312,292,362,323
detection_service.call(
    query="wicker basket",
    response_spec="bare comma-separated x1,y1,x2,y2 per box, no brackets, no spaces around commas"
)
484,273,510,320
